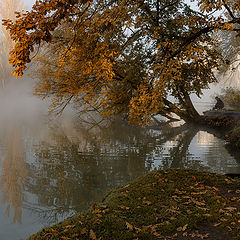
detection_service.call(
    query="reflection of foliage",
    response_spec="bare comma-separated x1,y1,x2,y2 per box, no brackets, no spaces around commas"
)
0,128,27,223
162,127,198,169
27,119,157,222
158,125,208,171
26,119,217,224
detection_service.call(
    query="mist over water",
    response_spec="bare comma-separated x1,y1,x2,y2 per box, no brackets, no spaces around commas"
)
0,77,238,240
0,78,48,123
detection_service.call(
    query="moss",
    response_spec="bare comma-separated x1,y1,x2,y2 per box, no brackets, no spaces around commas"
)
27,169,240,240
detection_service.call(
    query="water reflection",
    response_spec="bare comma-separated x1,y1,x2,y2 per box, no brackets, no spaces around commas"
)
0,116,239,240
0,126,27,224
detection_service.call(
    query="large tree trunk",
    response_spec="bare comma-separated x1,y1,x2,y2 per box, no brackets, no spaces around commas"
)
162,93,202,123
180,92,201,122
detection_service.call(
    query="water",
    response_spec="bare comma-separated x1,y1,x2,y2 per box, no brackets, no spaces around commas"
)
0,83,239,239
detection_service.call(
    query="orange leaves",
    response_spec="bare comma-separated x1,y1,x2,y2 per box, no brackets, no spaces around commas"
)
2,0,85,77
126,221,133,231
177,224,188,232
4,0,239,123
129,82,166,126
80,227,87,234
89,229,97,240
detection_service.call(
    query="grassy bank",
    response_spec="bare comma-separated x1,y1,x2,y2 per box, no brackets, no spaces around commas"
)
27,169,240,240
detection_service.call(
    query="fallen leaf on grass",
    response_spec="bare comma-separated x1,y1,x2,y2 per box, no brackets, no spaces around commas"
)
142,200,152,205
203,214,212,217
192,199,206,206
81,228,87,234
226,226,232,231
135,227,142,233
65,225,75,228
177,227,182,231
126,222,133,231
220,217,228,222
182,224,188,231
177,224,188,232
225,207,237,212
71,233,79,237
120,206,130,210
90,229,97,240
93,209,102,213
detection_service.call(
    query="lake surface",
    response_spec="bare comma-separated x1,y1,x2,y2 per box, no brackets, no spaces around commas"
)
0,82,239,239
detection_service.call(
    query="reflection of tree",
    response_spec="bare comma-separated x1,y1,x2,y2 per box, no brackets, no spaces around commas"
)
199,130,240,174
27,119,159,223
0,127,27,223
161,125,207,170
26,118,215,224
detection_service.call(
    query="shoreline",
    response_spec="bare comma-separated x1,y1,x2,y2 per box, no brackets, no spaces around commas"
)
27,169,240,240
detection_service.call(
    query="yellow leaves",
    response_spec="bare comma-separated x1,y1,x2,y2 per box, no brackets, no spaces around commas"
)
93,207,109,216
65,224,75,228
120,206,130,210
89,229,97,240
224,207,237,212
80,228,87,234
70,233,79,237
142,199,152,206
191,199,206,206
177,224,188,232
126,222,133,231
198,0,224,13
125,222,163,238
61,237,70,240
129,82,166,126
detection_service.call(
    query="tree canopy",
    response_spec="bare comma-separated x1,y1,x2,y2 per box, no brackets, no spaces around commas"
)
3,0,240,125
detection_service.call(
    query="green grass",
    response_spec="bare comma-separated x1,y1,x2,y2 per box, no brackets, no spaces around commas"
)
27,169,240,240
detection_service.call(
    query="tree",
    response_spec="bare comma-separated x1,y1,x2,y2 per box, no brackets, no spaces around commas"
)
3,0,240,125
0,0,25,87
216,6,240,88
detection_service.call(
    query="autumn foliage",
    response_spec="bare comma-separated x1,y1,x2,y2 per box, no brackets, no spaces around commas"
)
3,0,240,125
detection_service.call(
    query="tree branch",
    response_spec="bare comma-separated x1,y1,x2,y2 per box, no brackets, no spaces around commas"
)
222,1,236,20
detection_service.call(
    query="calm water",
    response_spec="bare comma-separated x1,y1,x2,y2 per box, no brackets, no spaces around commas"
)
0,112,239,240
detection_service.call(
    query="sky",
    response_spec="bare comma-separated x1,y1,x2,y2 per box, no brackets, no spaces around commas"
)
24,0,35,9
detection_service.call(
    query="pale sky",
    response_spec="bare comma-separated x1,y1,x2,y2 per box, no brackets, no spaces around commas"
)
24,0,35,9
23,0,199,10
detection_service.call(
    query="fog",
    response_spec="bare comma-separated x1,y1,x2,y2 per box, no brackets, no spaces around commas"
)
0,78,48,125
0,76,230,124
